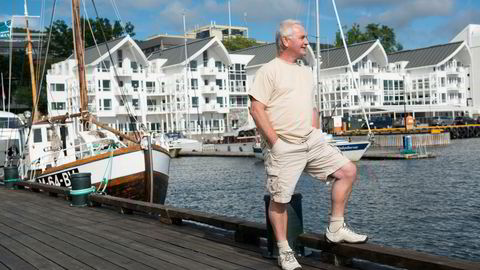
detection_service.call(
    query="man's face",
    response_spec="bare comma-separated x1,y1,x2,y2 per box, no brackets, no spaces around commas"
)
285,24,308,58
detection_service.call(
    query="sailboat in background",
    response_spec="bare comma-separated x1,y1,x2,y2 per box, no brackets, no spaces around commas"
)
15,0,171,203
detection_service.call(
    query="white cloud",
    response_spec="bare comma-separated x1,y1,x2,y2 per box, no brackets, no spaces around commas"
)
377,0,454,28
436,9,480,41
336,0,398,8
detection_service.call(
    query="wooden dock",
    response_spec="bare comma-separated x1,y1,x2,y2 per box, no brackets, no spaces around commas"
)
1,182,479,270
0,186,337,270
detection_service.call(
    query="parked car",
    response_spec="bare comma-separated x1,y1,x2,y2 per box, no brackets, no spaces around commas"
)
430,116,455,126
454,116,477,125
361,116,393,129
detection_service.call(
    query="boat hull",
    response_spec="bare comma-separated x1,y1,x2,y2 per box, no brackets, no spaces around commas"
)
32,145,170,203
253,140,370,162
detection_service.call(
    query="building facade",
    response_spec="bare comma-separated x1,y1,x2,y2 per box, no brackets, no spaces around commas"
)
47,26,479,140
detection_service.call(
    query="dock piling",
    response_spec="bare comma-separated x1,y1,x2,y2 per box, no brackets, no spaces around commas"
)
70,173,94,207
3,166,20,189
264,193,305,258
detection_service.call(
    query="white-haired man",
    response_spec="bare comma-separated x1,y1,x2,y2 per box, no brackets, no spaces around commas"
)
249,19,367,270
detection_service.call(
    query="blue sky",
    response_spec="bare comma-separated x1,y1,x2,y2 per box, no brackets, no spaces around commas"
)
1,0,480,50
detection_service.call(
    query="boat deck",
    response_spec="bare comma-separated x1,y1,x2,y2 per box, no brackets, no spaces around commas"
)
0,187,344,270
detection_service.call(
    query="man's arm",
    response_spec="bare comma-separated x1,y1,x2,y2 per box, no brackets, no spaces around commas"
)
249,96,278,147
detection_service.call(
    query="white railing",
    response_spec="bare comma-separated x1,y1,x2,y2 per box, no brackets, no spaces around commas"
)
201,66,217,75
202,85,218,94
201,103,217,111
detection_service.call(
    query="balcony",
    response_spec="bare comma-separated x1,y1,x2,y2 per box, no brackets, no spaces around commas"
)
359,85,379,93
201,103,218,112
446,83,462,92
200,66,217,76
115,87,133,96
202,85,218,95
446,67,464,76
230,86,247,93
358,68,378,77
146,87,167,95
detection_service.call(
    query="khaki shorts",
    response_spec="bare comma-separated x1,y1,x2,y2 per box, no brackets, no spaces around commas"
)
264,129,350,203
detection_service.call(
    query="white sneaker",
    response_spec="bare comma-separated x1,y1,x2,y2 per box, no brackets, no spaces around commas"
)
277,250,302,270
325,223,368,243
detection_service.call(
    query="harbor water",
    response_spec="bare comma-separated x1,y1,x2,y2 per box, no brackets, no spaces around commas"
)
166,138,480,261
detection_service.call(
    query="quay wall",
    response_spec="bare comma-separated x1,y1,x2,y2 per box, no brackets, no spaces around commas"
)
345,133,451,147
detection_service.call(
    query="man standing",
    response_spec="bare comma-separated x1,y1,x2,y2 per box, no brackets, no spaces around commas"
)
249,19,367,270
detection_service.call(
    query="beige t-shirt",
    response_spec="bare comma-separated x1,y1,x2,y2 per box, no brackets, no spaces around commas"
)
249,57,314,144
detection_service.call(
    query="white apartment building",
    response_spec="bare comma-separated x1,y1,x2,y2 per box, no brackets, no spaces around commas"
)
451,24,480,111
232,38,474,128
317,40,472,122
47,26,478,139
47,36,250,139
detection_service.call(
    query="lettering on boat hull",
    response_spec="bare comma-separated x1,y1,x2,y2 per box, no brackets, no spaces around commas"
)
36,168,79,187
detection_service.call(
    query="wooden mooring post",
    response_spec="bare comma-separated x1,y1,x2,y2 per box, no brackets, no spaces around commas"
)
10,181,480,270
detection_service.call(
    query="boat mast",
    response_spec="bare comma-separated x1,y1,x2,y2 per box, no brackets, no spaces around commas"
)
71,0,88,118
24,0,39,121
183,11,190,137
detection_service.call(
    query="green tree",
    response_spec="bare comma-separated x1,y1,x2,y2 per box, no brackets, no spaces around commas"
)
334,23,402,53
45,17,136,58
222,36,260,52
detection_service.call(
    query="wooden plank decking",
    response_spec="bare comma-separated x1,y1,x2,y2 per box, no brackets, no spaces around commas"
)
0,187,344,270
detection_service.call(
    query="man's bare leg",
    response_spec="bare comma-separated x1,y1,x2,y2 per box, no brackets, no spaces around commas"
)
325,162,367,243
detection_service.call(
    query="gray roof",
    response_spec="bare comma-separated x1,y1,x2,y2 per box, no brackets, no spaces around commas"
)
147,37,214,67
387,42,463,69
68,37,125,65
319,40,377,69
138,36,196,51
231,43,277,67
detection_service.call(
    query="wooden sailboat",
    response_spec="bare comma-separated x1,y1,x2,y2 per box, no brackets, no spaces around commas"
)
19,0,170,203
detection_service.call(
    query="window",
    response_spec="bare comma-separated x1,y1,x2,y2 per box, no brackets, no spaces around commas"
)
132,80,139,91
192,97,198,108
217,97,223,107
146,81,155,92
119,81,124,87
131,61,138,72
215,61,222,72
50,83,65,91
231,119,239,129
102,80,111,91
33,129,42,143
203,51,208,66
103,99,112,110
100,60,110,72
51,102,66,110
213,119,219,129
191,79,198,90
119,98,125,106
117,50,123,68
190,60,197,71
132,99,139,110
216,79,223,90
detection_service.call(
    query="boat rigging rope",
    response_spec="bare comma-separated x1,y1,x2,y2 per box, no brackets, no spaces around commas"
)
97,143,114,193
331,0,374,142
